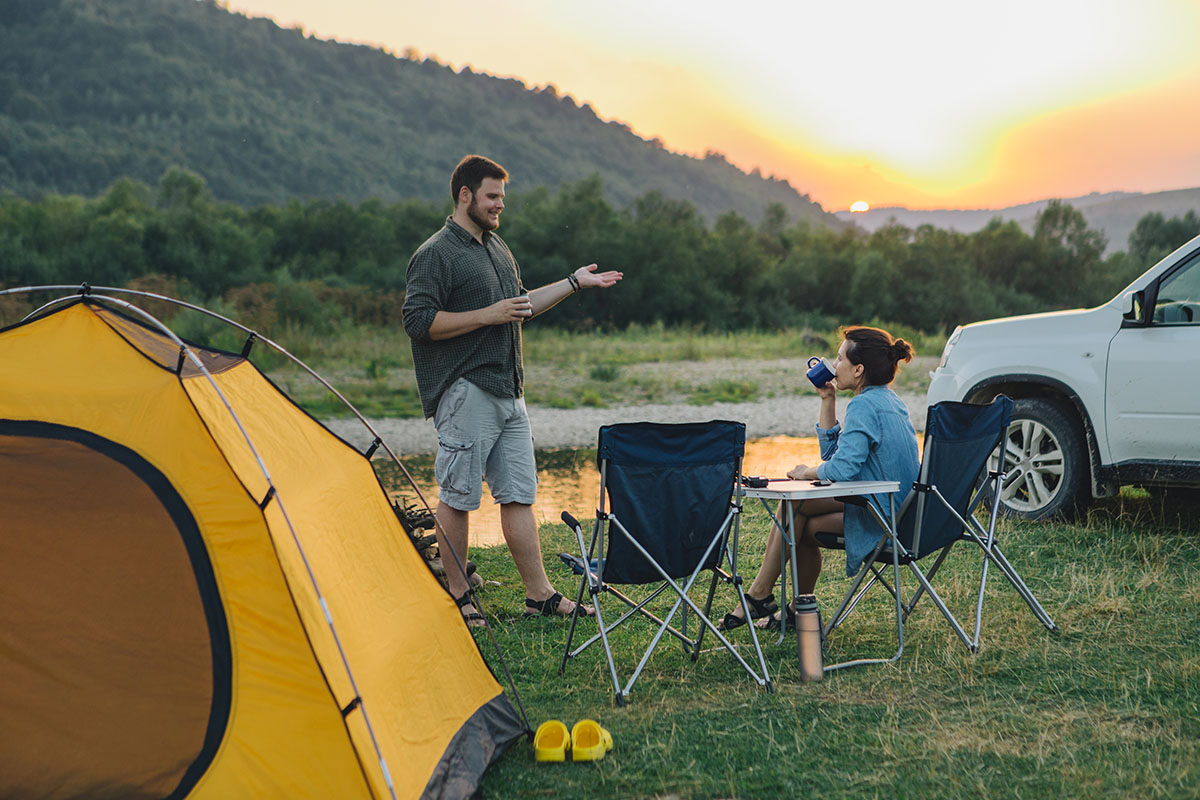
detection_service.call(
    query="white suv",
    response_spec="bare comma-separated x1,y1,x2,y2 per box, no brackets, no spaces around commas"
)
927,233,1200,519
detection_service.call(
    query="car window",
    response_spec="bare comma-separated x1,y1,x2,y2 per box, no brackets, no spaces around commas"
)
1152,252,1200,325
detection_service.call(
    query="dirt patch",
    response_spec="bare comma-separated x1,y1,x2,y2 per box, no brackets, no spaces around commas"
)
326,356,934,456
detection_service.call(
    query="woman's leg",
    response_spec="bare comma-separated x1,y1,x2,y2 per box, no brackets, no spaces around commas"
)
795,507,843,595
726,498,841,623
744,517,785,600
718,520,784,627
755,500,845,629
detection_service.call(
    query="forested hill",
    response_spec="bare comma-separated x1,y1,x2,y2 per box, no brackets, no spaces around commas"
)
0,0,838,227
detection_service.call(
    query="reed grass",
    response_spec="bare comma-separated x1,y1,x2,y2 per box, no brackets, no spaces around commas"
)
463,495,1199,799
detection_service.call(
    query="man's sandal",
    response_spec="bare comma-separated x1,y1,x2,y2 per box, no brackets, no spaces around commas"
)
523,591,595,619
454,592,486,628
717,592,778,631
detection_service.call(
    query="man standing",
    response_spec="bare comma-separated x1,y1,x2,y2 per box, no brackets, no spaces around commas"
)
403,155,623,626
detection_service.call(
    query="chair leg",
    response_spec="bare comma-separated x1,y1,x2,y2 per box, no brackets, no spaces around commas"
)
823,529,891,638
610,515,771,699
980,540,1058,631
570,584,694,659
825,506,907,672
561,513,625,699
905,561,975,651
624,596,684,697
828,568,881,633
560,534,591,675
902,545,954,620
560,513,599,674
561,508,773,703
920,483,1052,650
973,522,993,648
724,517,773,692
592,587,623,702
961,516,1058,632
691,569,721,661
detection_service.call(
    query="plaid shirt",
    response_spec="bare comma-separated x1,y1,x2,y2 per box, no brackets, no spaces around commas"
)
403,217,526,418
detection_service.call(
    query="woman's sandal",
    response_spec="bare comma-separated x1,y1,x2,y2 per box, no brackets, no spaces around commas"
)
759,602,797,633
454,592,486,628
717,592,779,631
523,591,595,619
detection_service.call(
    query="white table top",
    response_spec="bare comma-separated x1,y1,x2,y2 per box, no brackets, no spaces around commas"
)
740,479,900,501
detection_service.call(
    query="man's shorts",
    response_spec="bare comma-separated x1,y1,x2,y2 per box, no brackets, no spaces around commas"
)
432,377,538,511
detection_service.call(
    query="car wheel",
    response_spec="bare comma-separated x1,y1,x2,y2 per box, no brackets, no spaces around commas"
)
986,397,1090,520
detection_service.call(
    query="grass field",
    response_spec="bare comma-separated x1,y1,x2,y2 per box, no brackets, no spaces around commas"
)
263,321,946,418
270,318,1196,797
462,495,1199,799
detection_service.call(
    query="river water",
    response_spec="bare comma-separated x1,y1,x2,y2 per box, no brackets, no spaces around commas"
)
375,435,879,547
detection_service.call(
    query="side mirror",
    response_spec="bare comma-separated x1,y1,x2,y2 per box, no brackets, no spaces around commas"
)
1122,290,1144,323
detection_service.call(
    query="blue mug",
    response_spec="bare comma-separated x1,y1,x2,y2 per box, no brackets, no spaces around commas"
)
806,356,836,388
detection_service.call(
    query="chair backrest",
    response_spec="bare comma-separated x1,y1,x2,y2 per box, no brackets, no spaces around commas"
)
597,420,745,583
897,396,1013,559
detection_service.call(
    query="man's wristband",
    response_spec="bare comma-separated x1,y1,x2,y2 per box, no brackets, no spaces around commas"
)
566,273,581,293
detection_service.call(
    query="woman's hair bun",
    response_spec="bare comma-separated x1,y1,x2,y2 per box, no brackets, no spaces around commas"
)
891,337,914,363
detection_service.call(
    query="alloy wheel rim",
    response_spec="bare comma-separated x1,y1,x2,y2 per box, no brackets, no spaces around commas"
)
989,418,1066,513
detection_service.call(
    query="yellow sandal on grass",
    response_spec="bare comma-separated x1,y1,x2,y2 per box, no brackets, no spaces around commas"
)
570,719,613,762
533,720,570,762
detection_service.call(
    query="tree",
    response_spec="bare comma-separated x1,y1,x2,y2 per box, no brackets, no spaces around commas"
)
1029,200,1107,307
1127,210,1200,269
155,166,211,212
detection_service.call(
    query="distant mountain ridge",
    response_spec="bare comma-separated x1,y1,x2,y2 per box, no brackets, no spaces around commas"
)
835,188,1200,255
0,0,839,229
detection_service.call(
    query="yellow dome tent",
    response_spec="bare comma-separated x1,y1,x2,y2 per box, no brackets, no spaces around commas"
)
0,293,525,799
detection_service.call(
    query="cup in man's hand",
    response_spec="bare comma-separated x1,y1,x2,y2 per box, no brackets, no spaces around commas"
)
806,356,836,388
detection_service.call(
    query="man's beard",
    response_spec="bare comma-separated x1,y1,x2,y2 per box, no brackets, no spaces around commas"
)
467,195,499,231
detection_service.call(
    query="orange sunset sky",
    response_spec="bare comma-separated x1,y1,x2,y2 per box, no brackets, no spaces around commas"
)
227,0,1200,212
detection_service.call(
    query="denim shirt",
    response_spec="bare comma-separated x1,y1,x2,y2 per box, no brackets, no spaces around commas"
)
815,385,920,575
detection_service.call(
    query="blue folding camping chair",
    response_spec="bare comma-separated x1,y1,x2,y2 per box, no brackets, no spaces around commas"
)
816,396,1057,670
559,420,773,705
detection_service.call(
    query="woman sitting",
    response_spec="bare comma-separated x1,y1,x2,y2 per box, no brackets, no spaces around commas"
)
719,325,920,631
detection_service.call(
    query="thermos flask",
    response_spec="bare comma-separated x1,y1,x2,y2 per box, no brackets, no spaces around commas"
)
795,594,823,682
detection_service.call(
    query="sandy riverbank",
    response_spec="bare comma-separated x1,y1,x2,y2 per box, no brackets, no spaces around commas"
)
325,390,930,456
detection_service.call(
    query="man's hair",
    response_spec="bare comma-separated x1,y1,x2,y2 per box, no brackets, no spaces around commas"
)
450,155,508,203
841,325,914,386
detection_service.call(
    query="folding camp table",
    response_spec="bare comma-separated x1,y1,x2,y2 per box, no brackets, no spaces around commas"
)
741,479,901,672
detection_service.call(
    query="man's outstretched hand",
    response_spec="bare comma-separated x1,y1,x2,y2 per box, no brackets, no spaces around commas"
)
574,264,623,289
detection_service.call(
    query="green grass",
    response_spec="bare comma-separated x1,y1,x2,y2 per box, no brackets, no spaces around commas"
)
688,379,759,405
261,322,941,418
517,321,946,367
519,323,837,365
460,495,1200,799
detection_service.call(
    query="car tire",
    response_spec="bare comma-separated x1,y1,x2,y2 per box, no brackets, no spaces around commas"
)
986,397,1090,520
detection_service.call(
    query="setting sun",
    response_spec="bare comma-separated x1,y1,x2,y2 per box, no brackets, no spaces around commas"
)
226,0,1200,211
849,201,870,213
